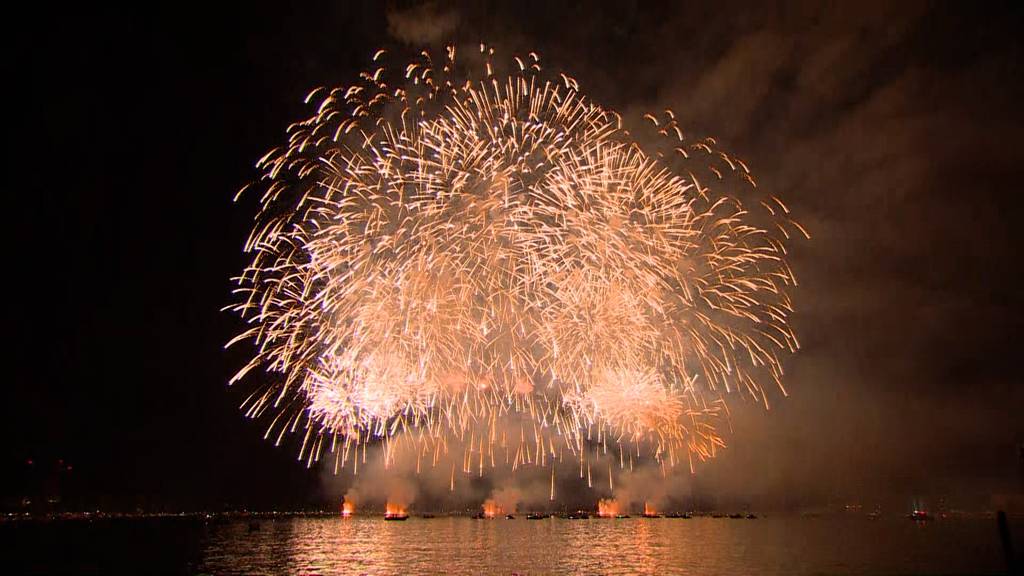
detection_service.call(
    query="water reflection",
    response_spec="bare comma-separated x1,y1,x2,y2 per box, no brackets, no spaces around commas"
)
200,516,1006,575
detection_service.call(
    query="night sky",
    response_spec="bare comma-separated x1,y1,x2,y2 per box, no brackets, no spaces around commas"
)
5,1,1023,512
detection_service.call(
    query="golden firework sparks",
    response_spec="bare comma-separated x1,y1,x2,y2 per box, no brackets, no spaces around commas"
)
227,44,806,478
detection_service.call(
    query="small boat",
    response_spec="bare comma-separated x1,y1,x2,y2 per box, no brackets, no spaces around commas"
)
728,513,743,519
526,513,547,520
615,514,631,519
505,514,515,519
384,513,409,521
666,512,691,519
711,513,724,518
745,513,757,519
566,512,590,519
471,512,487,519
641,513,662,518
420,513,436,519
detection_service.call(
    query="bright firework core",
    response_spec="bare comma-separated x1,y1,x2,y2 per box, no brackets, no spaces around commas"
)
228,44,806,480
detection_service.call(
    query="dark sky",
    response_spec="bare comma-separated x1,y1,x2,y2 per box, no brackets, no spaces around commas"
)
4,1,1023,511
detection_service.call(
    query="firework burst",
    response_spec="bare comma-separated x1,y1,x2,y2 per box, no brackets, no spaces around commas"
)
227,44,806,476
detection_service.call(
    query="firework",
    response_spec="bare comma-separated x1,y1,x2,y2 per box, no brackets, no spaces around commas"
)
227,44,806,479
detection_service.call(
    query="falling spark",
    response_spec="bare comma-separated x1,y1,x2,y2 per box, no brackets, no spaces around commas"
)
550,467,556,501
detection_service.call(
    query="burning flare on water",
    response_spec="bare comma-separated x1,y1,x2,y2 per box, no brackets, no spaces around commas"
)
643,502,660,517
384,502,407,519
482,500,501,519
341,500,354,518
597,498,621,518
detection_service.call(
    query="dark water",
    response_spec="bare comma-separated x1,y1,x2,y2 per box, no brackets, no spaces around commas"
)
3,515,1019,575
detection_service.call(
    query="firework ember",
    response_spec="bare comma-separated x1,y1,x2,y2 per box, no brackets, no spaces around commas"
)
228,43,805,480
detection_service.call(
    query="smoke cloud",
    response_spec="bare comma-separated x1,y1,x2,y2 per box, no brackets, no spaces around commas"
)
386,2,459,45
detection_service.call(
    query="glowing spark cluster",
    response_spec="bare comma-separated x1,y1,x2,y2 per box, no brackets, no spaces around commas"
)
227,44,806,478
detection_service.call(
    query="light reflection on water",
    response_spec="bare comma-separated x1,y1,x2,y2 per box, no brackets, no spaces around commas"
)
200,516,1006,575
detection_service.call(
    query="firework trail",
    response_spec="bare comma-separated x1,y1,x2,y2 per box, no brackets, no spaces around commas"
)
227,44,807,479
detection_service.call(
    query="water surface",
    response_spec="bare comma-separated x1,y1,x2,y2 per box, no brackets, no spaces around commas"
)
5,514,1016,575
203,515,1012,575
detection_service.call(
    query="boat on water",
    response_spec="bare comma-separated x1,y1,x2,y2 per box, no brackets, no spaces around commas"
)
665,512,692,519
420,513,436,519
728,513,744,519
384,513,409,521
745,513,758,519
526,513,547,520
505,514,516,519
615,514,631,519
641,512,662,518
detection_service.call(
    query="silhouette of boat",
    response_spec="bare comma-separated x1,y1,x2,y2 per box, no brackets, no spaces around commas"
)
384,513,409,521
728,513,744,519
745,513,757,519
505,514,515,519
526,513,546,520
420,513,436,519
615,514,631,519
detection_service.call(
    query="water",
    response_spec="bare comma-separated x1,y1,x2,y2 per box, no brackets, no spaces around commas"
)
4,514,1018,574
